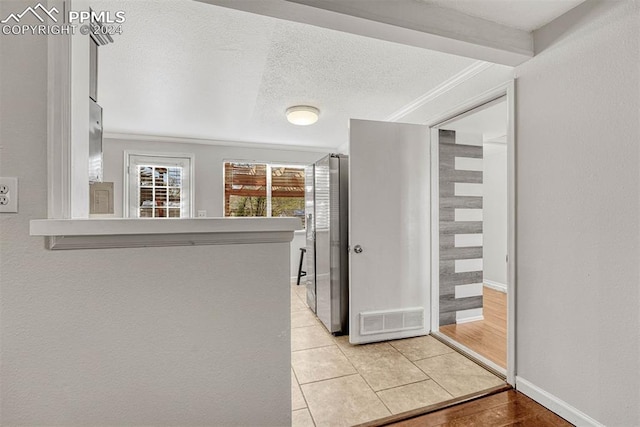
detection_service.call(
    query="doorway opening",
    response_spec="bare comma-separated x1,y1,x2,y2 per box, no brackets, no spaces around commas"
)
430,90,514,380
290,97,515,424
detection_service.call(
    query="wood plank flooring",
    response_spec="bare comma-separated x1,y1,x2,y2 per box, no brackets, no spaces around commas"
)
385,390,573,427
439,286,507,368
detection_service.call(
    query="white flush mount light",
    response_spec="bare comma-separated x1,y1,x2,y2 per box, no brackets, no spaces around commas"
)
286,105,320,126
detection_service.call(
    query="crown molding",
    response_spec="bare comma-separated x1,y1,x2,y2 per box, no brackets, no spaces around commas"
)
103,132,335,153
385,61,493,122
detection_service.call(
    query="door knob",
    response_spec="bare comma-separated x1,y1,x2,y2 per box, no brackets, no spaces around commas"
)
354,245,363,254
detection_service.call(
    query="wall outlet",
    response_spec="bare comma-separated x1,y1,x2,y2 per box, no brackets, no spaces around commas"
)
197,210,207,217
0,177,18,213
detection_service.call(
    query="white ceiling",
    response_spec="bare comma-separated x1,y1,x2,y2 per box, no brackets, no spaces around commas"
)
95,0,582,150
420,0,585,32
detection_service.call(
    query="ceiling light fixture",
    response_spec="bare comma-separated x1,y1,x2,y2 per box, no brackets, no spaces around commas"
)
286,105,320,126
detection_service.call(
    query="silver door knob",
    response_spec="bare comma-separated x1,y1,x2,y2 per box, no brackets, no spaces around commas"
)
354,245,363,254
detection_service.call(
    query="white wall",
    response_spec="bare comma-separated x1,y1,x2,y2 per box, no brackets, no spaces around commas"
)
102,137,328,218
0,9,293,425
515,1,639,425
482,142,507,287
103,139,326,280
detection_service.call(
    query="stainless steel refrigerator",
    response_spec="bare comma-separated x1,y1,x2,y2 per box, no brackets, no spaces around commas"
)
305,154,349,335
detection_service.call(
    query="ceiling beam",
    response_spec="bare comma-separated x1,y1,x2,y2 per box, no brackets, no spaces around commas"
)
198,0,533,66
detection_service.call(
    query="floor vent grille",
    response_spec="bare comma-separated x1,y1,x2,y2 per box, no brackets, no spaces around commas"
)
360,307,424,335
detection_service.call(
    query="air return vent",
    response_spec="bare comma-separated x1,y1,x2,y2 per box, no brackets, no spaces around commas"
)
359,307,424,335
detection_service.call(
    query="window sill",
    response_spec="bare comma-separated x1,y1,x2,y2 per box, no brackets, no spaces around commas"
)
30,217,302,250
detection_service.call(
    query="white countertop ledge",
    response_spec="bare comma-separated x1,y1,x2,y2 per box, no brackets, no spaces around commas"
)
30,218,302,250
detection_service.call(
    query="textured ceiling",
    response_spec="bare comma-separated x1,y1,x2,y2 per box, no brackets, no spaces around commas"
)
419,0,585,32
94,0,478,148
94,0,580,149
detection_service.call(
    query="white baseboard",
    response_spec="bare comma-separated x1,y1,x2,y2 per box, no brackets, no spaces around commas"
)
456,315,484,324
516,377,604,427
484,279,507,293
456,307,483,324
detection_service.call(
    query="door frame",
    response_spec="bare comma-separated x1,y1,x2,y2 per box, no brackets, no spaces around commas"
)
427,81,516,385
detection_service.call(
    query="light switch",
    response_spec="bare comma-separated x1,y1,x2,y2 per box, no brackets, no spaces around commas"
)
0,177,18,213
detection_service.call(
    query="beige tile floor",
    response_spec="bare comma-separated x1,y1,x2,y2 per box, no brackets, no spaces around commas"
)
290,283,505,427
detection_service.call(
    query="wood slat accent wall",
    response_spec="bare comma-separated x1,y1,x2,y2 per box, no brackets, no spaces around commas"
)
439,130,484,326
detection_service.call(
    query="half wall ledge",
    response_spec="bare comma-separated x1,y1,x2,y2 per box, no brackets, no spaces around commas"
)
29,217,302,250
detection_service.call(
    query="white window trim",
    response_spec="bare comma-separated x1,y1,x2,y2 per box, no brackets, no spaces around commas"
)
223,160,306,219
124,151,195,218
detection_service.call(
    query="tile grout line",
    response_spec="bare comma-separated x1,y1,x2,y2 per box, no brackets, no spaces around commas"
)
389,340,435,380
374,392,394,416
291,324,320,329
291,365,309,412
298,372,361,387
291,342,337,353
388,339,459,400
306,408,318,427
415,370,456,401
333,339,374,388
332,337,360,373
290,307,319,324
290,284,318,426
371,340,457,412
406,348,456,364
413,350,505,399
291,322,337,352
411,353,459,399
291,407,316,427
292,342,361,386
374,378,437,394
332,339,398,417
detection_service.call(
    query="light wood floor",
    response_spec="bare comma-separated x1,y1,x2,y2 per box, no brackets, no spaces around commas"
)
439,286,507,368
386,390,573,427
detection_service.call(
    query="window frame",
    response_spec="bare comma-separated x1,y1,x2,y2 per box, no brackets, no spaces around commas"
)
124,151,195,219
222,160,307,224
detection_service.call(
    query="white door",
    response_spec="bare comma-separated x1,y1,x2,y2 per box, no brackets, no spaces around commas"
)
349,119,431,344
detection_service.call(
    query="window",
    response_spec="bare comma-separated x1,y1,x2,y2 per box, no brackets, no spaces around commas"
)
126,153,193,218
224,162,306,226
